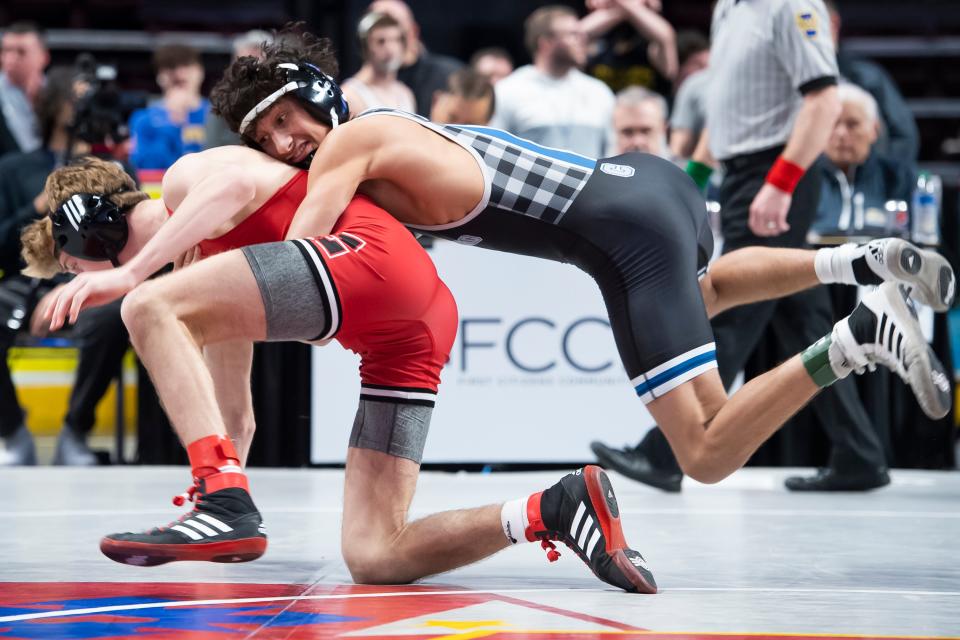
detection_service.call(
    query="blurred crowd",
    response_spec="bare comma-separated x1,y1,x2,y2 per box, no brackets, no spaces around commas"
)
0,0,935,471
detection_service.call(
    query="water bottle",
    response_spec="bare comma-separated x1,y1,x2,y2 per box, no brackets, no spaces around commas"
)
911,172,942,246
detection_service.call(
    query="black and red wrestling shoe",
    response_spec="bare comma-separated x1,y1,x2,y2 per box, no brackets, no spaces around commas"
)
100,480,267,567
525,465,657,593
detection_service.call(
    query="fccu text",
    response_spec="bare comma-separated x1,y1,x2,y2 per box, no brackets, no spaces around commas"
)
455,317,613,373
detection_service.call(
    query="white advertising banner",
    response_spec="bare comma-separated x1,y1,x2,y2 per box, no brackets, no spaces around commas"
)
310,239,656,464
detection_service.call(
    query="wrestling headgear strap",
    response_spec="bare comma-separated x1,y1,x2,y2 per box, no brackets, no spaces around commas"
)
238,61,350,136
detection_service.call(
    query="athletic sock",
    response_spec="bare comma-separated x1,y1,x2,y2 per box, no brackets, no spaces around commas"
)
186,434,249,494
500,497,530,545
815,243,885,286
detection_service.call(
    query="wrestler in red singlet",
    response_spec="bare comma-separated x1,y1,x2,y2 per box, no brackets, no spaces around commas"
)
199,170,456,406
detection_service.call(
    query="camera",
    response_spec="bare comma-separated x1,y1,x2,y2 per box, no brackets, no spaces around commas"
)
0,277,41,347
69,54,145,150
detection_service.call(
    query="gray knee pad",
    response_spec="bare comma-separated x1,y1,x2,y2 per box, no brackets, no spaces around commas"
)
349,399,432,464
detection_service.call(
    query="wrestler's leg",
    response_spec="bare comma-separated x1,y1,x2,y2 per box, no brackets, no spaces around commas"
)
102,249,269,566
341,445,506,584
701,240,956,319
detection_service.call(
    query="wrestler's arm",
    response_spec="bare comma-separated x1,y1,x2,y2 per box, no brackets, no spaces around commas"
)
203,340,256,466
124,154,258,283
45,153,261,330
284,122,377,239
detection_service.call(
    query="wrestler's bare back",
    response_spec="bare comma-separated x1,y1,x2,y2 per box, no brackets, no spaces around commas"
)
162,145,301,235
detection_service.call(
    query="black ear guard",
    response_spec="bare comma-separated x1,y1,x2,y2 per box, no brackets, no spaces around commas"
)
51,192,129,267
278,62,350,129
239,61,350,169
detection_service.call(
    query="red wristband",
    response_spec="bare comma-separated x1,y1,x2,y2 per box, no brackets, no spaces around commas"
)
765,156,805,193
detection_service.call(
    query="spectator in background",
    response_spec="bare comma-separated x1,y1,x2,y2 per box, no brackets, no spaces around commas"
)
490,5,614,158
612,85,669,158
673,29,709,94
662,31,711,160
669,66,710,160
581,0,677,96
129,44,209,170
0,67,130,466
825,0,918,162
0,22,49,157
368,0,464,118
470,47,514,85
204,30,273,150
430,68,495,126
812,83,914,237
342,12,416,114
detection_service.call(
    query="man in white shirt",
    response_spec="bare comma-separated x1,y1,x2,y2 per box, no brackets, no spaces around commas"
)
489,5,614,158
0,22,48,156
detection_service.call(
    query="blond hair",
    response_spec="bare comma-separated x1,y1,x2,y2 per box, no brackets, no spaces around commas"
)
20,156,148,278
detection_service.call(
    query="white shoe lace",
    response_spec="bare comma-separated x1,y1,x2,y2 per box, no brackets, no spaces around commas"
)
860,343,907,379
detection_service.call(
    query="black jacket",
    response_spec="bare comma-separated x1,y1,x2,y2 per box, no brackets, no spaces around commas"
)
397,49,464,118
0,148,54,279
812,151,914,237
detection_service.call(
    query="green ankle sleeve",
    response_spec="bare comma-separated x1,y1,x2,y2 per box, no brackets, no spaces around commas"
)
685,160,713,191
801,334,839,388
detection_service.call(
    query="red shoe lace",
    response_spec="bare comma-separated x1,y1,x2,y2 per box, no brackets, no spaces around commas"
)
540,537,561,562
151,480,201,533
172,480,200,507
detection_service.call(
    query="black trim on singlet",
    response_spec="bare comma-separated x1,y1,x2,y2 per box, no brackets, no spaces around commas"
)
293,240,343,341
361,383,438,394
339,233,364,250
358,394,437,408
359,383,438,407
317,236,348,256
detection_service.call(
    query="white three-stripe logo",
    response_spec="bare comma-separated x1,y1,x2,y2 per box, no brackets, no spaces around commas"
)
569,501,603,560
877,313,905,367
63,195,86,231
171,513,234,541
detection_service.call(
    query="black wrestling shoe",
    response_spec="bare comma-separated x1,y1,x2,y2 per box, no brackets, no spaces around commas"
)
525,466,657,594
100,483,267,566
785,468,891,492
590,440,682,493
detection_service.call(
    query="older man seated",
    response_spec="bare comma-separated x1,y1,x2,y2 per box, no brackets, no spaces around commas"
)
811,83,915,239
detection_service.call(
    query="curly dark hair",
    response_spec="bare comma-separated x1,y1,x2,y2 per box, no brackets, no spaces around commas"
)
209,24,339,138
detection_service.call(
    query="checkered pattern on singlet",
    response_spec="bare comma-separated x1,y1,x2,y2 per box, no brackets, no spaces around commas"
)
444,124,595,224
358,108,596,225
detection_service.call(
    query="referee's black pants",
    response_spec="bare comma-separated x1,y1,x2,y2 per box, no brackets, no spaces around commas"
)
637,147,886,476
62,297,129,436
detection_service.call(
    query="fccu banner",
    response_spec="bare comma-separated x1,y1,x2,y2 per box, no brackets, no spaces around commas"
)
310,239,656,463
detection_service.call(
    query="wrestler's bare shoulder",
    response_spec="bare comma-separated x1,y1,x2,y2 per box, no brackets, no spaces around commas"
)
162,146,300,210
328,114,440,153
172,145,291,171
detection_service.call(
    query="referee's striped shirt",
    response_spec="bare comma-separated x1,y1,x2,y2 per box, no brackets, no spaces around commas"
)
707,0,838,161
